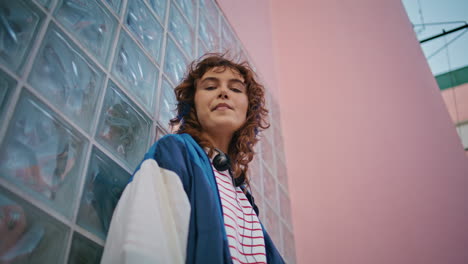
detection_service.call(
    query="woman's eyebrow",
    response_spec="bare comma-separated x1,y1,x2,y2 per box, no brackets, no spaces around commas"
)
200,77,220,84
229,79,246,87
200,77,246,87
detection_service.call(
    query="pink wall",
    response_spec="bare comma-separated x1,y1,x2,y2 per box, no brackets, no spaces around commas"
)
218,0,468,263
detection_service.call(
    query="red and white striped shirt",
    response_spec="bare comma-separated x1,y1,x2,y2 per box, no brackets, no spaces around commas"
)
211,163,267,264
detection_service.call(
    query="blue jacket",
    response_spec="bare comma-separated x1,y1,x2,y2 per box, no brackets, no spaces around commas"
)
132,133,285,264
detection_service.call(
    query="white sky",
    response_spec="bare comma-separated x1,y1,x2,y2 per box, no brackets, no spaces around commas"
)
401,0,468,76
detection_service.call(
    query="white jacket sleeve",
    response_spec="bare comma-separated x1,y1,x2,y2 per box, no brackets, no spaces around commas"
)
100,159,191,264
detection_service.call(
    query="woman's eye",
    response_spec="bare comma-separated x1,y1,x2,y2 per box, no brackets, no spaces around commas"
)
205,86,216,90
230,88,243,93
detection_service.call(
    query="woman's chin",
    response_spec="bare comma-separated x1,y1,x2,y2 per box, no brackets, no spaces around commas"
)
207,121,243,134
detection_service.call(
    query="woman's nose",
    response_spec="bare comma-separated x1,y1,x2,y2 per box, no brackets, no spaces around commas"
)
218,87,229,99
218,93,228,99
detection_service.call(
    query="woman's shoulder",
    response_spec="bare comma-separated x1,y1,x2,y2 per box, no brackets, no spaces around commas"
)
150,133,205,160
145,134,184,159
152,133,194,151
157,133,197,143
157,133,184,143
132,134,192,179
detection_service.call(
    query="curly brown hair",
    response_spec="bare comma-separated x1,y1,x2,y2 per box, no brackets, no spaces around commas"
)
169,53,270,186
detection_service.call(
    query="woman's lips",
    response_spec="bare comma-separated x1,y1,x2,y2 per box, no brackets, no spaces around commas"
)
215,106,230,111
212,103,233,111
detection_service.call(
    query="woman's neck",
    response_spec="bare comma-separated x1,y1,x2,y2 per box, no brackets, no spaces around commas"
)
201,131,232,154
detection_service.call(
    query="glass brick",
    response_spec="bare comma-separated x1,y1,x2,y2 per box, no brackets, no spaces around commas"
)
199,13,219,52
158,78,176,132
76,147,130,240
164,37,188,84
112,30,158,113
54,0,118,66
237,49,249,64
277,158,288,190
168,2,194,58
0,187,69,264
263,201,281,251
0,91,87,218
104,0,122,15
198,38,209,57
175,0,195,25
28,25,104,132
0,69,16,118
248,158,263,195
220,18,243,60
249,183,263,216
145,0,167,22
220,18,235,43
281,223,296,264
273,125,285,162
278,186,292,226
270,99,281,127
263,164,278,210
95,81,151,169
36,0,52,9
261,137,276,173
125,0,164,64
0,0,44,73
68,232,103,264
155,126,166,140
199,0,218,29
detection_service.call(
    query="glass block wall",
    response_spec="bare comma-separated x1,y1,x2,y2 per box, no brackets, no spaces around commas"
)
0,0,295,263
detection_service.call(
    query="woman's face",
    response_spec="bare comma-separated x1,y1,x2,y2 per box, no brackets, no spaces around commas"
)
194,67,249,136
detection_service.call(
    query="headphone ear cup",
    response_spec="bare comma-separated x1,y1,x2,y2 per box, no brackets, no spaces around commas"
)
213,152,230,171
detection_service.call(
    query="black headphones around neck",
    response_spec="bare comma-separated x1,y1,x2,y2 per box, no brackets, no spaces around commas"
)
213,148,231,172
213,148,244,187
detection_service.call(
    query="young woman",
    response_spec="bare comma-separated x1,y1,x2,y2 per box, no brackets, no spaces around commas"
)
102,54,285,264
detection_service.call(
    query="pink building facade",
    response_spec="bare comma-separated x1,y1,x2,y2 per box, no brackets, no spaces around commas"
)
219,0,468,263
